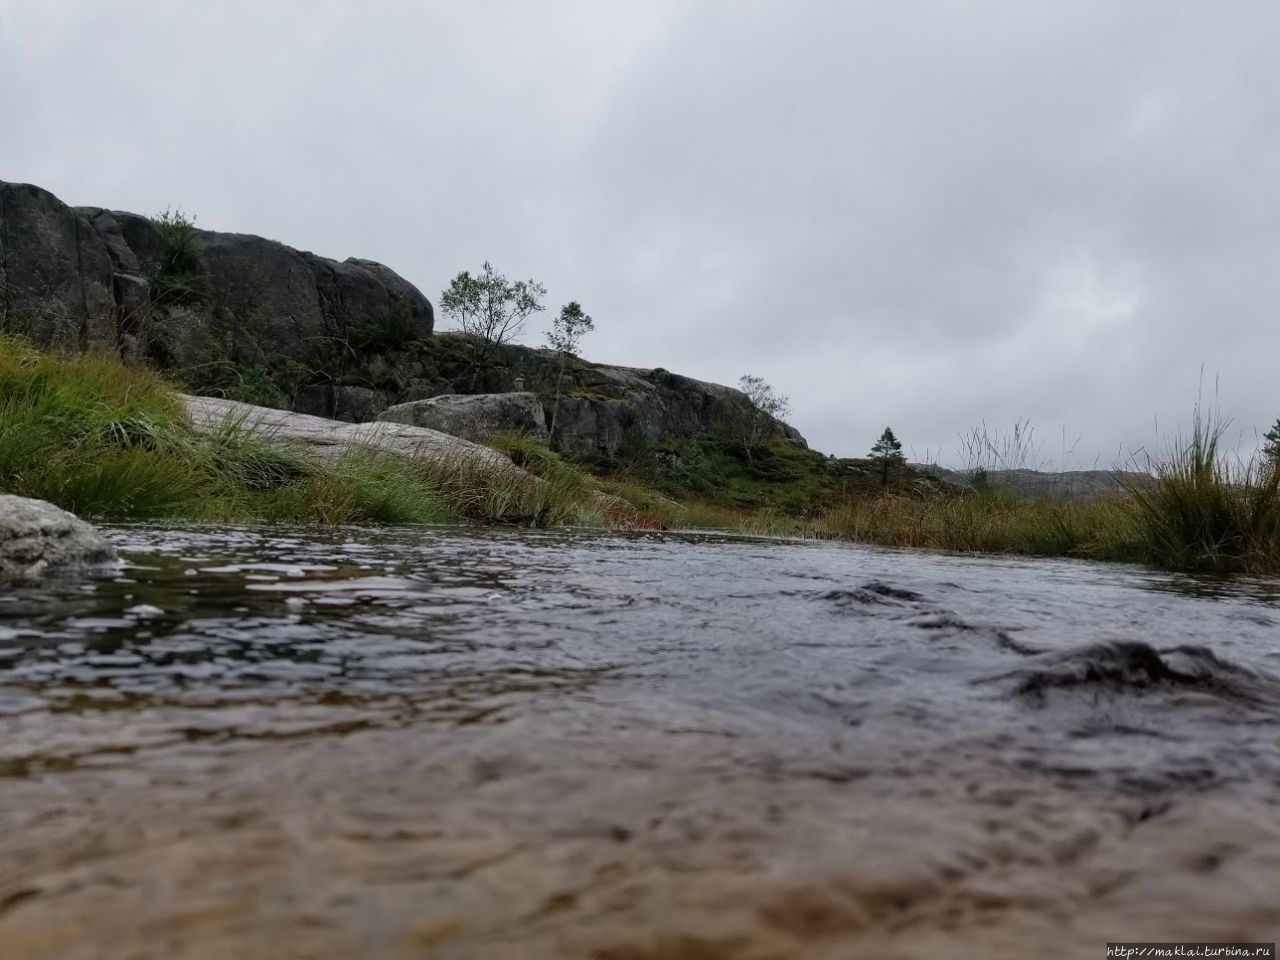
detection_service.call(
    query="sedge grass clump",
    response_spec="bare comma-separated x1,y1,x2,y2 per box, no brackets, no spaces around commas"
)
149,208,207,307
253,453,454,526
481,434,603,525
592,478,688,528
678,501,755,530
0,335,202,516
1117,415,1280,574
419,443,596,527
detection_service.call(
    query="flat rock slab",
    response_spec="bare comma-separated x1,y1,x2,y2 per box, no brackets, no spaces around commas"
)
0,495,119,582
182,395,526,476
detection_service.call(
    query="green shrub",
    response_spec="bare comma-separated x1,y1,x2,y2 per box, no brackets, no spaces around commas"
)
149,208,208,307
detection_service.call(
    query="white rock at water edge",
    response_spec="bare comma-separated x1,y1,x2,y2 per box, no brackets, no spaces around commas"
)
0,495,119,582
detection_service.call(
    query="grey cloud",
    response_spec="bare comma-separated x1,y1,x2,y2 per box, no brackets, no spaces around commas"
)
3,0,1277,464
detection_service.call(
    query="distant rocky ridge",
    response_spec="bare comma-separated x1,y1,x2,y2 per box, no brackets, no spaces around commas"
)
914,465,1151,500
0,179,804,460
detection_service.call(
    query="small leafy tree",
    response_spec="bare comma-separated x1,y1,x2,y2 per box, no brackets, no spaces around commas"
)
440,262,546,389
1264,419,1280,462
869,426,906,487
738,374,791,459
545,301,594,436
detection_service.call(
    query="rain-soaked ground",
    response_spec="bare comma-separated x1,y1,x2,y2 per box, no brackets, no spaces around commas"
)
2,524,1280,959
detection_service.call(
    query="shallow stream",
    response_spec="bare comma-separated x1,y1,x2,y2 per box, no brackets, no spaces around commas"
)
2,525,1279,958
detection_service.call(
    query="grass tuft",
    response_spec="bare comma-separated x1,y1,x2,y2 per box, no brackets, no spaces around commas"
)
1116,414,1280,574
0,336,599,527
0,336,197,516
810,492,1139,560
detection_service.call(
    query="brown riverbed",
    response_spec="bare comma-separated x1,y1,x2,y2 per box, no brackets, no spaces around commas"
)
3,526,1279,958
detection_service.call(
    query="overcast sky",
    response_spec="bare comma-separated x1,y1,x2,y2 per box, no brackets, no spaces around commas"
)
4,1,1278,466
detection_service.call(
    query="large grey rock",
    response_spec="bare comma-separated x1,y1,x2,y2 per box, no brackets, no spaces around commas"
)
0,182,117,351
0,496,118,582
150,231,434,378
182,395,526,478
399,334,807,459
1,179,435,396
379,393,549,444
547,395,634,459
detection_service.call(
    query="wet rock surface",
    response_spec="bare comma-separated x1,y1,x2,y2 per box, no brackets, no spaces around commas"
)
0,496,117,583
2,527,1279,957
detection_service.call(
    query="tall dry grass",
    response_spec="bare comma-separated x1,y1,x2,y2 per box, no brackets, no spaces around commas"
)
1117,413,1280,574
811,492,1138,560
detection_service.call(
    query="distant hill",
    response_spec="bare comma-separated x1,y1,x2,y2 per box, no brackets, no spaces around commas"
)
913,465,1150,501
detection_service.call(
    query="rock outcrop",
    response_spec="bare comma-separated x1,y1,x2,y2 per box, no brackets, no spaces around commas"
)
0,182,120,353
383,335,807,460
2,180,807,459
380,393,550,445
0,495,119,582
0,180,433,394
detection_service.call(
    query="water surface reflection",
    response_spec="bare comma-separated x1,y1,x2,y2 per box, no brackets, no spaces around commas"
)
2,524,1279,958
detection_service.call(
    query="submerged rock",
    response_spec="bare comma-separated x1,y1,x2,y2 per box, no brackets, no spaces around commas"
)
379,392,550,444
0,495,118,581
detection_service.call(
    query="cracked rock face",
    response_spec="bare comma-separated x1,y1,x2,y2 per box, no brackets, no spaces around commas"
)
0,181,118,352
0,496,119,582
0,179,434,371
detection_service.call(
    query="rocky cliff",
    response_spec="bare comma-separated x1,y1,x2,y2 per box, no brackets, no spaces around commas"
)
0,179,433,400
379,335,807,460
0,180,805,459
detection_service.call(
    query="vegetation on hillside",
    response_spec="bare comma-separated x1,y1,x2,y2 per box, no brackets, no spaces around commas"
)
440,262,547,389
868,427,906,487
6,335,1280,576
545,301,594,436
0,336,598,527
149,208,207,308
